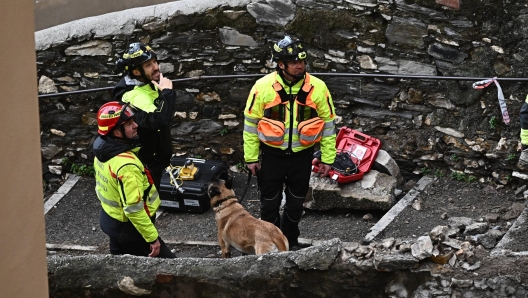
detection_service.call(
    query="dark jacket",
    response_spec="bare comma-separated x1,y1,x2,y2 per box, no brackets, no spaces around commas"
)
113,76,176,174
92,134,139,163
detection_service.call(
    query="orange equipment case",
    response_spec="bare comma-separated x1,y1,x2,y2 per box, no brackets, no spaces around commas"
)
312,127,381,183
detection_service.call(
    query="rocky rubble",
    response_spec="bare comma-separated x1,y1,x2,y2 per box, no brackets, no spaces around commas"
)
47,232,528,297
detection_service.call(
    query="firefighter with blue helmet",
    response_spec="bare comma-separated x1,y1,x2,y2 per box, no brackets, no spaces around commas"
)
113,42,177,192
243,36,337,249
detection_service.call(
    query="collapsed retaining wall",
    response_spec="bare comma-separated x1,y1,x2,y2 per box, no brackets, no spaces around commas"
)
47,239,528,297
36,0,528,190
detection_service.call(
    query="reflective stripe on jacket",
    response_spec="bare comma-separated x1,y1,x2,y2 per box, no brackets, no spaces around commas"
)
94,147,160,243
520,95,528,145
243,72,337,164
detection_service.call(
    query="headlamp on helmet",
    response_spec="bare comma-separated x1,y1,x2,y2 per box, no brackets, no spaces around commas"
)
272,36,307,62
97,102,135,135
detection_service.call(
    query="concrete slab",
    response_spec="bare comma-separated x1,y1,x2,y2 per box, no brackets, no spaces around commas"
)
492,203,528,256
43,174,80,215
306,170,398,211
363,176,433,244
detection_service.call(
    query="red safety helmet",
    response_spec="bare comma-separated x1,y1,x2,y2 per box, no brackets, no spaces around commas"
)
97,101,135,136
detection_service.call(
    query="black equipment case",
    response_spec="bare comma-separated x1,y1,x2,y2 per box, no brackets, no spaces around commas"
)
158,157,228,213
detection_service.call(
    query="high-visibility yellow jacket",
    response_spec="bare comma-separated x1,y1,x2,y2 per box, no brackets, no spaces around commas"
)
520,95,528,145
244,72,337,164
94,146,161,243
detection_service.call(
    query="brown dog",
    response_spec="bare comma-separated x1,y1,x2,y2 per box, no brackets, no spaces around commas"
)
207,178,289,258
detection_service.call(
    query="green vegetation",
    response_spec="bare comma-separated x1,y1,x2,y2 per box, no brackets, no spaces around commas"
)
220,127,228,136
62,158,95,177
235,162,250,173
421,167,431,175
434,169,445,178
451,154,459,162
450,171,477,183
489,116,497,129
507,153,516,161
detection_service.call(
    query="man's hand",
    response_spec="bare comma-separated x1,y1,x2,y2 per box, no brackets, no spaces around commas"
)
152,73,173,91
148,239,161,257
246,162,261,176
318,163,332,178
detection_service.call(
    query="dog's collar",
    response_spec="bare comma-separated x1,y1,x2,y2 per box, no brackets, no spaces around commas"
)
213,195,238,208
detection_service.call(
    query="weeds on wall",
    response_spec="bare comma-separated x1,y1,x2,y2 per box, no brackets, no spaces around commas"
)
62,158,95,177
450,171,477,183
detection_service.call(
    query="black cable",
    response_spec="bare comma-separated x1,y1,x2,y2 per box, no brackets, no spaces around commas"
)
37,73,528,99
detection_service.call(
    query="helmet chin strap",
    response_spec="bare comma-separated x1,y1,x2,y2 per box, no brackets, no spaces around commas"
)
279,61,306,83
109,125,133,142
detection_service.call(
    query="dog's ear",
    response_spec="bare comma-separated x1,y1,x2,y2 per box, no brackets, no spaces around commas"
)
208,185,221,198
225,176,233,190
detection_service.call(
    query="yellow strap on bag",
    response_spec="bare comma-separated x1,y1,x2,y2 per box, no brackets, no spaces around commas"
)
257,117,285,146
298,116,324,146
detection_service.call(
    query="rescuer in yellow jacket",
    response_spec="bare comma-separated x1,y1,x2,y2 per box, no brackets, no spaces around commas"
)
93,101,175,258
243,36,337,249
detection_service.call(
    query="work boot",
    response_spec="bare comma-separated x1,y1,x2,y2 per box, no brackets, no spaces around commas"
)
517,146,528,171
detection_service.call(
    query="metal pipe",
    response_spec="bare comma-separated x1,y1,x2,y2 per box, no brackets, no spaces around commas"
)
37,72,528,99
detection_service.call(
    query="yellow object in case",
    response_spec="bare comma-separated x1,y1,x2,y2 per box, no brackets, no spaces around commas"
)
179,161,199,180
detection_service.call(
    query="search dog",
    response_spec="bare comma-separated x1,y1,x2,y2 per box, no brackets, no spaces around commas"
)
207,177,289,258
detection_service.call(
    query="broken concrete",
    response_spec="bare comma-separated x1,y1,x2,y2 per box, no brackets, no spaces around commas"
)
306,170,398,211
306,149,402,211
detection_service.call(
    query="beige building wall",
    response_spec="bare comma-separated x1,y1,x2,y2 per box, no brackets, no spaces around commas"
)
34,0,179,31
0,0,49,297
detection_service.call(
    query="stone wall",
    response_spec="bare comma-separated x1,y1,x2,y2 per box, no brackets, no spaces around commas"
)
47,238,528,297
36,0,528,191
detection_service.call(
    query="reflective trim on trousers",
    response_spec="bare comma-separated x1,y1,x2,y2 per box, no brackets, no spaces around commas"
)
260,189,282,226
283,186,304,223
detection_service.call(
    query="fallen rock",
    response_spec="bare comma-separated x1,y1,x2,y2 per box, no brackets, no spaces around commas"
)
306,170,397,211
411,236,433,260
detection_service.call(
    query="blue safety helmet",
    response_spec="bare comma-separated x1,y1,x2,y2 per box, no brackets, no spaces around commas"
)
116,42,157,71
271,36,307,62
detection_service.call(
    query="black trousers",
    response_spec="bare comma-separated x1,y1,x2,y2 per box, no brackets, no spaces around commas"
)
258,147,313,246
100,210,176,258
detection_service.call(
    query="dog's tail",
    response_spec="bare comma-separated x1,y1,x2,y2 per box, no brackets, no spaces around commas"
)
274,233,289,252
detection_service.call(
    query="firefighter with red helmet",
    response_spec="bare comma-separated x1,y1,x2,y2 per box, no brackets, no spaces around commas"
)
243,36,337,249
93,101,176,258
113,42,177,191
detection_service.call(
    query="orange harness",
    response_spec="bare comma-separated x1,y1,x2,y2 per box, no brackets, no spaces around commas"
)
257,74,325,146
